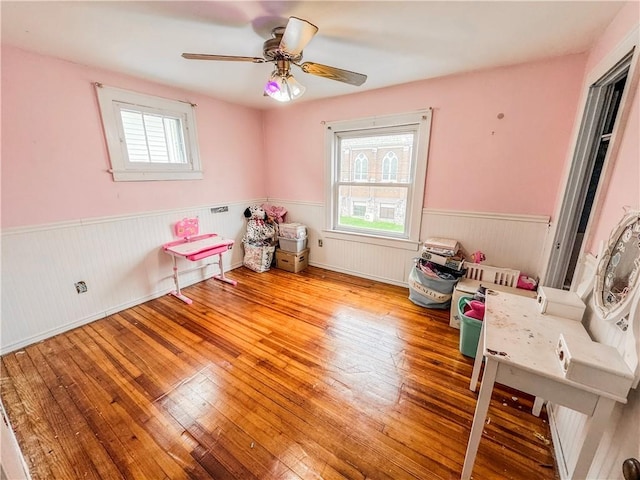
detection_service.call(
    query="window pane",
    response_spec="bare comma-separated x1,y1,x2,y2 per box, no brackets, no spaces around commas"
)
120,108,187,165
338,185,407,234
121,110,150,162
339,133,413,184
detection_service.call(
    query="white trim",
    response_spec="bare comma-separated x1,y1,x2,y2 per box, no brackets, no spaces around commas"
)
323,109,432,244
322,229,420,251
541,27,640,286
95,83,203,182
0,402,31,480
587,26,640,85
266,198,323,208
1,198,267,236
423,208,550,224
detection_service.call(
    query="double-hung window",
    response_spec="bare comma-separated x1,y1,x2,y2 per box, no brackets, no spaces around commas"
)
325,110,431,245
96,84,203,181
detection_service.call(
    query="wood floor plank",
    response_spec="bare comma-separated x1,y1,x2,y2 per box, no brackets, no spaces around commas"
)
1,266,558,479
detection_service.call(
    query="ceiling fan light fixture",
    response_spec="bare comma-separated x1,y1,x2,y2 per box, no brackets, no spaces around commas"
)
264,71,305,102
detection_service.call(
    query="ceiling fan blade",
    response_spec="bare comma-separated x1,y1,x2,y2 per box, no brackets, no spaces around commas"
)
182,53,266,63
279,17,318,56
299,62,367,86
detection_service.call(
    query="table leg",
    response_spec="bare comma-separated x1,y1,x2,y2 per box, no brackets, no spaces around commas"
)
469,322,485,392
570,396,615,479
213,252,238,286
532,397,544,417
462,357,498,480
169,255,193,304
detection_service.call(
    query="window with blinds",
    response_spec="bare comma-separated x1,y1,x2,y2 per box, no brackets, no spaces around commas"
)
119,108,187,164
96,84,202,181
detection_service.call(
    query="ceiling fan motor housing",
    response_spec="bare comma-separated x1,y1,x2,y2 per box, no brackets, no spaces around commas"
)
263,28,303,63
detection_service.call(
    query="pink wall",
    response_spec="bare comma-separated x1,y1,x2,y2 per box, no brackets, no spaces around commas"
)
585,2,640,75
1,46,266,228
262,54,588,216
584,2,640,253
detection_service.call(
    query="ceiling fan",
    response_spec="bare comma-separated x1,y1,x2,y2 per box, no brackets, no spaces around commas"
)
182,17,367,102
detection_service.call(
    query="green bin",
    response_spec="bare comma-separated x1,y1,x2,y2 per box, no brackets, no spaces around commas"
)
458,296,483,358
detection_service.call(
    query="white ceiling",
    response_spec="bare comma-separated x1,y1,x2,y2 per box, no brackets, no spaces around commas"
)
1,1,626,109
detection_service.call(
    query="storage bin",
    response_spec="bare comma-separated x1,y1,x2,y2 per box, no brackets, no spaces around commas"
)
459,296,483,358
278,236,308,253
408,264,459,309
449,277,537,329
242,243,275,273
278,223,307,239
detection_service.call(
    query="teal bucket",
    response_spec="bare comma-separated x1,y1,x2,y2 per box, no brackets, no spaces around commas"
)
458,296,483,358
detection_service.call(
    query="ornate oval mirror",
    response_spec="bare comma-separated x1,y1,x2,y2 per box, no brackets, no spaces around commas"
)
594,211,640,322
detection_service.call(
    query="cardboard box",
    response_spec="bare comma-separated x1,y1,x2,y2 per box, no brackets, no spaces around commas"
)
275,248,309,273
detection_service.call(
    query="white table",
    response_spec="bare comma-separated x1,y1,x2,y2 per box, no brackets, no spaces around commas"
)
462,290,627,480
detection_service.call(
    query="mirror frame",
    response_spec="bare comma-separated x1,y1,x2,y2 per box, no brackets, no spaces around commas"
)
594,211,640,322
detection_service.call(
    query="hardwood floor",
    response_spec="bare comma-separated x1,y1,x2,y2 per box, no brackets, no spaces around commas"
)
1,266,558,480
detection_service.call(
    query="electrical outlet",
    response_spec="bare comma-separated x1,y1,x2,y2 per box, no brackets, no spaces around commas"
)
210,206,229,213
75,281,87,294
318,239,323,247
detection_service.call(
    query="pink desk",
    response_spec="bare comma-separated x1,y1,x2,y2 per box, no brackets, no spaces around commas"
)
163,233,236,304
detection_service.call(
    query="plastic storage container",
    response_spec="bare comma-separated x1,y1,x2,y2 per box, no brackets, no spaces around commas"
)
278,236,308,253
278,223,307,239
458,296,483,358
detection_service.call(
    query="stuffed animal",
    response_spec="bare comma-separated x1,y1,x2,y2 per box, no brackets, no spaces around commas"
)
470,251,486,264
242,205,277,245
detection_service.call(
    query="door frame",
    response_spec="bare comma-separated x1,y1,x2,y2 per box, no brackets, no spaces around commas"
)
542,28,640,288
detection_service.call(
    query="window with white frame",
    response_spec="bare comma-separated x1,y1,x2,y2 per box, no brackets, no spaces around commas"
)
95,84,203,181
325,110,431,244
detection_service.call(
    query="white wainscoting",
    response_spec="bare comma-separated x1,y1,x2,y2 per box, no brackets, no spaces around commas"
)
2,201,553,353
421,209,550,277
0,201,260,353
269,200,550,285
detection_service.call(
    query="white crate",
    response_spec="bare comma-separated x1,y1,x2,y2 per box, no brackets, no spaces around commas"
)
278,236,308,253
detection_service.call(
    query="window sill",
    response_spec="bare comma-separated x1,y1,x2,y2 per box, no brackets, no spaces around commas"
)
111,170,204,182
322,229,420,251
